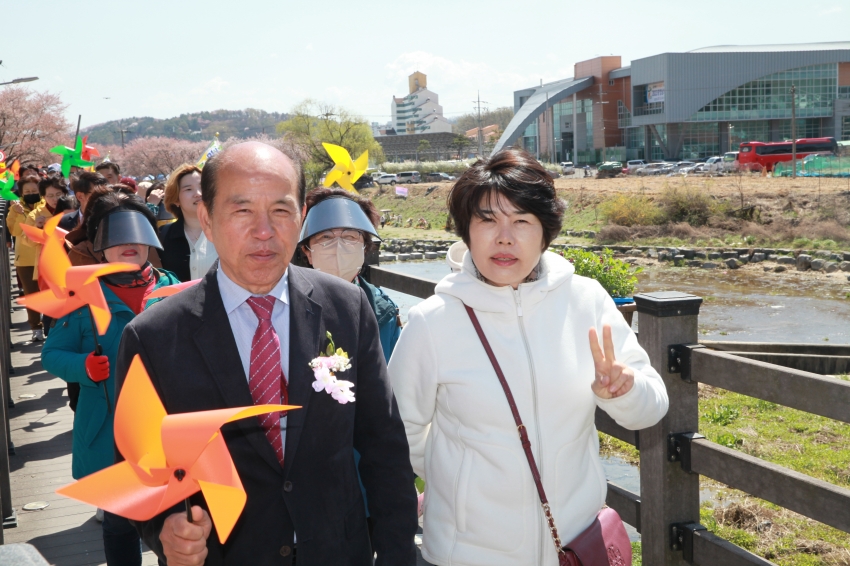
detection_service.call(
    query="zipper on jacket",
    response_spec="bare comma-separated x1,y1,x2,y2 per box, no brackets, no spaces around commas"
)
511,286,545,564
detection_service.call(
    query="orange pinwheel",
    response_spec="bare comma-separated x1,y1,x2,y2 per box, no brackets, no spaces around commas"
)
16,214,138,335
57,355,298,542
81,135,100,162
146,278,201,301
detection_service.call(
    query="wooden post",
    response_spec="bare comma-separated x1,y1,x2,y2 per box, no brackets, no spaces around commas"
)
0,203,13,535
633,291,703,565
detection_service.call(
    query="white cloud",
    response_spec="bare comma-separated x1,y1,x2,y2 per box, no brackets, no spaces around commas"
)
818,5,842,15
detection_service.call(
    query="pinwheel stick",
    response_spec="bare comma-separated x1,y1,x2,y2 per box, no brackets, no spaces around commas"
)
87,308,111,413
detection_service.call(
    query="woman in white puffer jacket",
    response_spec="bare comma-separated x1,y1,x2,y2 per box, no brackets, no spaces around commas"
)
388,148,668,566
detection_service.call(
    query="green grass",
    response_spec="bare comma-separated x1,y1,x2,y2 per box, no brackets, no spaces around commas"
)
601,384,850,564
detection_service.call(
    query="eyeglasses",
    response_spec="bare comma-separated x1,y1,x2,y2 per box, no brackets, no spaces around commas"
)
307,229,365,250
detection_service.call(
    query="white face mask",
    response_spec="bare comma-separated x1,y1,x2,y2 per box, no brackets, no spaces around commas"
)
310,240,365,282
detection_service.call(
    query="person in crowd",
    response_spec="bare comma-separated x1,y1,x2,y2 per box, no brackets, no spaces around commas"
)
116,141,417,566
297,188,405,549
387,148,669,566
143,181,165,215
56,195,81,231
42,193,180,566
26,175,69,335
95,161,121,185
8,175,46,341
297,188,401,362
158,163,218,282
119,176,138,194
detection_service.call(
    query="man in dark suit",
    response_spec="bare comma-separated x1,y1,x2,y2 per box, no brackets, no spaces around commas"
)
116,141,418,565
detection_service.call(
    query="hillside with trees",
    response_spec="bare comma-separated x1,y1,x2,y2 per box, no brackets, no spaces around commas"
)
83,108,288,145
452,106,514,134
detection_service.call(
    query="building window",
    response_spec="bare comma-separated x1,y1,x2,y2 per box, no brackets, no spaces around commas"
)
608,79,615,86
842,116,850,141
617,100,632,128
691,64,837,122
838,86,850,100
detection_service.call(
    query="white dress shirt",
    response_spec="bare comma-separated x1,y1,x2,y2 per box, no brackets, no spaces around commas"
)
186,230,218,280
216,266,290,445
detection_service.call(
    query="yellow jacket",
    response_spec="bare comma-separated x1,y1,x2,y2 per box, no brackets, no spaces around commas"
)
24,202,54,281
8,199,45,267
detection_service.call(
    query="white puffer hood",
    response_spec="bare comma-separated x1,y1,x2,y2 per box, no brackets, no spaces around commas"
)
438,241,576,313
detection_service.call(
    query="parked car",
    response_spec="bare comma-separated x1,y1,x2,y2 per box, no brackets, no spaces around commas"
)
596,161,624,179
397,171,421,184
635,162,669,176
624,159,648,174
678,163,705,175
704,156,724,172
354,175,374,189
673,161,696,172
560,161,576,175
722,151,740,172
376,174,398,185
424,172,456,182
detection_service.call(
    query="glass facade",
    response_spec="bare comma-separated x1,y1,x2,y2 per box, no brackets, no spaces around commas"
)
681,122,720,160
729,120,770,146
774,118,822,140
617,100,632,128
522,122,538,155
842,116,850,141
691,64,837,122
649,125,666,160
839,86,850,100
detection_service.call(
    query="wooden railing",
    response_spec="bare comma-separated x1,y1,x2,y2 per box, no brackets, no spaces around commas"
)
0,200,17,539
363,267,850,566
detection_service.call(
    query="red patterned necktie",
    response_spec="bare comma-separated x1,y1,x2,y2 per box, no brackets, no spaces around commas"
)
246,295,287,467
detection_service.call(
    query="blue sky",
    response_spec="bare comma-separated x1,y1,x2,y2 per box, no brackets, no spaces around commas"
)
3,0,847,129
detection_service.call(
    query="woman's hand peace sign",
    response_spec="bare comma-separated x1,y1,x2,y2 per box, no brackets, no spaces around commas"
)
589,325,635,399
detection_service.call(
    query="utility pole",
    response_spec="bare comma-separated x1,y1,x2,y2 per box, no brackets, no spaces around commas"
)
790,84,797,179
472,91,488,157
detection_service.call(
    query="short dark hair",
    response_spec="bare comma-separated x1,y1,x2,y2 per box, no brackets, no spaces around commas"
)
95,161,120,176
201,143,306,216
86,193,159,246
111,183,136,197
447,147,565,250
38,175,69,197
72,172,108,195
55,195,80,214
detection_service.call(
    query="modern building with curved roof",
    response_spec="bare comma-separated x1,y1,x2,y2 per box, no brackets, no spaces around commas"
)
494,42,850,163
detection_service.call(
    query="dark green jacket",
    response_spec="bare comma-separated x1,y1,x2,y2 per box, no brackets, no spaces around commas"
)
358,276,401,363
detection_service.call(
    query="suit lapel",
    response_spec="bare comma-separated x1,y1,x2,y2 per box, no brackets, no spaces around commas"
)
283,267,322,477
192,271,284,474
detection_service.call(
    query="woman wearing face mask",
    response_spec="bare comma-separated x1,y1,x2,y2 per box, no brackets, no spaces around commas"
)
41,193,180,566
8,175,46,341
298,189,401,361
25,175,70,336
159,163,218,282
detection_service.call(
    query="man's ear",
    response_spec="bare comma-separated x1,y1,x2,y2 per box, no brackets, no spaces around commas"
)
198,202,214,243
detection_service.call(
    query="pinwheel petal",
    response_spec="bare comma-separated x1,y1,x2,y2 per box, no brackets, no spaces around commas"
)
147,279,202,300
322,143,354,169
199,480,247,543
115,355,168,468
352,150,369,182
56,461,171,521
17,290,82,320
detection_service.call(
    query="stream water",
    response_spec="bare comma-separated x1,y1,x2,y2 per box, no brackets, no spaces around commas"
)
379,259,850,541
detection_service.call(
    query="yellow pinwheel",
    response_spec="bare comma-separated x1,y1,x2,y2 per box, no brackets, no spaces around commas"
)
322,143,368,193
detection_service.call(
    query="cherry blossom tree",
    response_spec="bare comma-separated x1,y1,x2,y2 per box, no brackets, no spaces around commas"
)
0,86,72,165
97,137,207,177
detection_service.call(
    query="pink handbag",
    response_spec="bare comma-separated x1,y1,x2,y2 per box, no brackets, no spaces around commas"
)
464,305,632,566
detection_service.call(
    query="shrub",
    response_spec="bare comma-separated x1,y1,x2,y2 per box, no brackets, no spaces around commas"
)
659,186,715,226
560,248,640,297
599,194,662,227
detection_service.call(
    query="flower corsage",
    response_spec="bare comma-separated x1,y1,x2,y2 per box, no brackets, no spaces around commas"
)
309,332,355,404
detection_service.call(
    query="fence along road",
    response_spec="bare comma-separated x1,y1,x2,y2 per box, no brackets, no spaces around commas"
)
364,264,850,566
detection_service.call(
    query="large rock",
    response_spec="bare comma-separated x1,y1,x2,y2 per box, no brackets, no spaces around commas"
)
810,259,826,271
673,254,685,263
658,251,671,261
777,256,796,265
815,250,832,259
796,254,812,271
702,262,718,269
695,251,707,260
840,261,850,272
721,251,739,259
725,258,741,269
687,260,703,267
751,253,765,263
680,249,695,259
708,252,721,260
646,248,658,258
774,265,787,273
825,262,840,273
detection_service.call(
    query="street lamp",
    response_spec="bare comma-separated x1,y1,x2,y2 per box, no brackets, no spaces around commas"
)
0,77,39,86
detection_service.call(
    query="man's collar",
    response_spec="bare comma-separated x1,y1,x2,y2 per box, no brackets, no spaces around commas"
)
216,265,290,315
